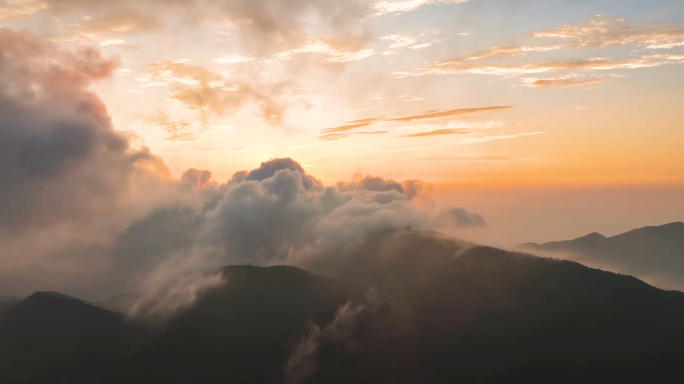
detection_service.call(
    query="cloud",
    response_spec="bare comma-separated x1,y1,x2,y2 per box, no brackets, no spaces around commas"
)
266,40,375,64
438,207,486,228
0,29,175,296
0,30,487,304
399,55,684,76
519,77,606,88
465,45,565,61
456,131,546,144
70,10,163,36
0,0,46,20
319,107,512,140
533,16,684,50
128,267,226,321
335,173,428,200
389,106,514,122
211,0,369,55
212,54,255,64
120,159,483,296
284,288,379,384
373,0,468,16
318,130,388,141
404,128,471,137
138,61,288,125
414,155,518,161
321,122,376,134
398,16,684,78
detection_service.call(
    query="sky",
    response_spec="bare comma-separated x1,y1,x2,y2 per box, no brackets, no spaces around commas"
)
2,0,682,185
0,0,683,299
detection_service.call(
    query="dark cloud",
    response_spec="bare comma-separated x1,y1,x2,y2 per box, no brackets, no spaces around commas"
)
0,29,169,231
335,174,428,201
0,29,175,297
438,207,487,228
228,157,323,191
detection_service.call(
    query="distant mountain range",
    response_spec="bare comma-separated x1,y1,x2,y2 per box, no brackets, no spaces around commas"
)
1,230,684,383
519,222,684,290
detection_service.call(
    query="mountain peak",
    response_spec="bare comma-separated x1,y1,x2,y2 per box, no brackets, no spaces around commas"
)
574,232,607,241
25,291,82,302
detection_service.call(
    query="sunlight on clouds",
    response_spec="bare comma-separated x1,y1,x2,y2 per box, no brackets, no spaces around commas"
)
373,0,468,16
266,40,375,63
213,54,255,64
0,0,46,20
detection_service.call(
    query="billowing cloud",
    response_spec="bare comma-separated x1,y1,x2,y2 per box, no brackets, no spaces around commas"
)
0,29,174,294
335,173,428,200
116,158,484,311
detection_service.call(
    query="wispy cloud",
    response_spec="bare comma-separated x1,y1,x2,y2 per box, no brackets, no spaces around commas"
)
397,16,684,77
213,54,255,64
456,132,546,144
533,16,684,50
318,131,388,141
138,61,288,125
414,155,523,161
389,106,513,122
266,40,375,63
0,0,46,20
373,0,468,16
398,55,684,76
519,77,606,88
318,106,513,140
404,129,471,137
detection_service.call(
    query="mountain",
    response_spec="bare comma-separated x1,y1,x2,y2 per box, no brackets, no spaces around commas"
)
96,293,139,314
519,222,684,289
0,292,155,383
4,231,684,383
0,297,22,313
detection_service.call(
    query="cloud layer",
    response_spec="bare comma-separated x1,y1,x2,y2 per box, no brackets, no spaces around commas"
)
0,30,486,302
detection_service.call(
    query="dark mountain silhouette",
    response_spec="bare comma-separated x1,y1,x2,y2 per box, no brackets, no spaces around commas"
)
96,293,138,314
4,231,684,383
0,292,155,383
519,222,684,289
0,296,22,313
